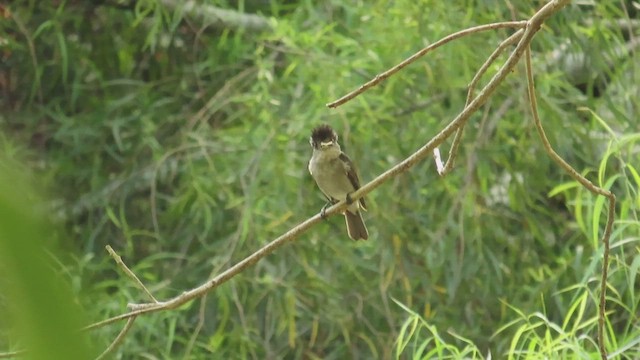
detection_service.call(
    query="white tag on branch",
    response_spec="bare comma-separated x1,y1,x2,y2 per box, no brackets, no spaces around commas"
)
433,147,444,175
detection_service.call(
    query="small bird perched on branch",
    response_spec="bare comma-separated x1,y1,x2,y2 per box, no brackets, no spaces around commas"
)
308,124,368,240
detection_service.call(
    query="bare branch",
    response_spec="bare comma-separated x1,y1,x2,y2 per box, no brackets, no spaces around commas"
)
106,245,158,303
182,295,208,360
326,21,527,108
524,46,615,360
439,28,525,175
84,210,328,331
95,316,137,360
344,0,571,207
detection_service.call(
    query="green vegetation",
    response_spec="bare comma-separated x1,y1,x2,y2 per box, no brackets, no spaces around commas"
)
1,1,638,359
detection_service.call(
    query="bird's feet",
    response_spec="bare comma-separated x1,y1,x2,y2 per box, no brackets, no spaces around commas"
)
346,192,354,205
320,202,331,219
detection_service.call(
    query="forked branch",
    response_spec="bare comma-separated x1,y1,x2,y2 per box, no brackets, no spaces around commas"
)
440,28,524,175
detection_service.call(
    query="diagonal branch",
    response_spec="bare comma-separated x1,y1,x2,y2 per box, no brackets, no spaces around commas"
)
106,245,158,303
95,316,137,360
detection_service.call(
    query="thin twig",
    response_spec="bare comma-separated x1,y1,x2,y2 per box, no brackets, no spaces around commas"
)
106,245,158,303
466,31,524,105
83,209,327,330
524,46,615,360
95,316,137,360
93,247,158,358
440,29,525,175
82,0,571,333
182,295,208,360
326,21,527,108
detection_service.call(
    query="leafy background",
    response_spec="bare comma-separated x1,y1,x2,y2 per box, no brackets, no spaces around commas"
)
1,0,639,359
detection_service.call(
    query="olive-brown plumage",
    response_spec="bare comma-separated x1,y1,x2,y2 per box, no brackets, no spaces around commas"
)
308,125,368,240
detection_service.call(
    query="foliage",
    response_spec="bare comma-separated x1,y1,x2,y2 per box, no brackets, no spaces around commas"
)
0,158,95,359
1,0,638,359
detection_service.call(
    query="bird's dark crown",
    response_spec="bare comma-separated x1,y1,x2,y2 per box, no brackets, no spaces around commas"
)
310,124,338,145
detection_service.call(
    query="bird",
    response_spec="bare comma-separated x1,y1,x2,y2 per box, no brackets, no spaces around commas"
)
308,124,368,240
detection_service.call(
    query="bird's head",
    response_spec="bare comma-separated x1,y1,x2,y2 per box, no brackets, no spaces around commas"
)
310,124,339,150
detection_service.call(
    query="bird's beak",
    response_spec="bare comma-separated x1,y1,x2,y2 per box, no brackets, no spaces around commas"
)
320,140,334,148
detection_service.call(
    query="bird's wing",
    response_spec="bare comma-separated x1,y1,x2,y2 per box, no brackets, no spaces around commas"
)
339,152,367,210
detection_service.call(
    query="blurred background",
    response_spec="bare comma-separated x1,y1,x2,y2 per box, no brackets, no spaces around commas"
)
1,0,639,358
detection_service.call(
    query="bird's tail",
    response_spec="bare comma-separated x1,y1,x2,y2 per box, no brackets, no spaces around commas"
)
345,210,368,240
